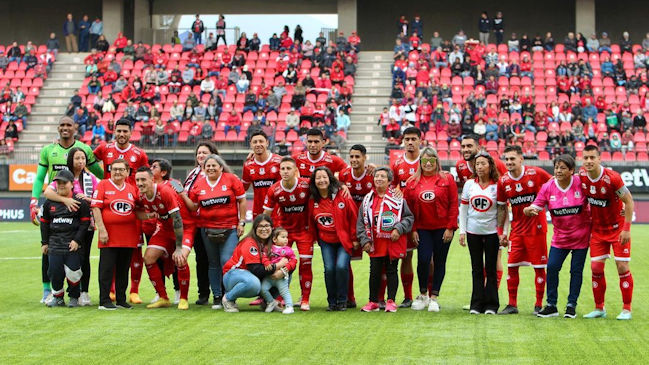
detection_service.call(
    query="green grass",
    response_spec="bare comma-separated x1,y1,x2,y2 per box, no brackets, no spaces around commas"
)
1,222,648,364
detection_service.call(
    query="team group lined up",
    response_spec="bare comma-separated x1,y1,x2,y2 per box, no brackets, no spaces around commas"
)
33,115,634,318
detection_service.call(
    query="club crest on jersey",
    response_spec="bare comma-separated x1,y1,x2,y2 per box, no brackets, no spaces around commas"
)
107,152,113,158
582,183,587,189
259,168,265,175
297,192,304,198
601,187,606,194
316,213,334,226
420,191,435,201
128,193,133,199
118,154,124,159
249,246,258,256
289,195,296,202
515,183,523,192
309,165,315,172
398,169,404,175
527,180,534,187
200,190,206,195
590,186,596,194
505,185,511,192
279,196,286,202
355,183,362,190
158,203,164,209
222,185,227,191
271,166,277,173
603,175,611,184
550,195,556,201
313,202,319,208
110,199,133,216
409,168,415,175
300,163,306,170
470,195,493,212
130,156,136,163
338,202,345,209
574,191,581,198
250,169,255,174
367,182,373,188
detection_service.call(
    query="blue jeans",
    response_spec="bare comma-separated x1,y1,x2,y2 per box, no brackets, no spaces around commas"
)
319,241,350,307
193,32,202,45
223,269,261,302
416,229,449,296
201,229,239,298
260,274,293,307
224,125,240,135
546,246,588,307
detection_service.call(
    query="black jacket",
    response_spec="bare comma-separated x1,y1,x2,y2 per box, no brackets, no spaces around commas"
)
40,198,90,254
479,18,491,33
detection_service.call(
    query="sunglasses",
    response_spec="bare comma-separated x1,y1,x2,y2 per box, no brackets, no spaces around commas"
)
421,157,437,164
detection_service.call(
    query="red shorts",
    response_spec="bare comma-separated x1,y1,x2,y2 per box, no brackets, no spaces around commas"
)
147,224,175,256
182,221,197,250
590,229,631,261
288,231,314,259
507,233,548,268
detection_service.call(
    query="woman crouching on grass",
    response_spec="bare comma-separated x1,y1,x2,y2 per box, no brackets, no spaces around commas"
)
357,167,414,313
220,214,296,312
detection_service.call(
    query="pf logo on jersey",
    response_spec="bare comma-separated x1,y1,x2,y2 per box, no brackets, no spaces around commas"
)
110,199,133,216
316,213,334,227
470,195,493,212
420,191,435,201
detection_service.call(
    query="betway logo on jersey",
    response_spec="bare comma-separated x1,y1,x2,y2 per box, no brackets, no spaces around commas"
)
201,196,230,207
588,197,609,208
551,205,582,216
509,194,536,206
52,217,73,224
283,205,305,213
253,179,275,188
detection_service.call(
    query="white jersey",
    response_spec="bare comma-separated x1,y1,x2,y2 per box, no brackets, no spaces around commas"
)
460,179,498,235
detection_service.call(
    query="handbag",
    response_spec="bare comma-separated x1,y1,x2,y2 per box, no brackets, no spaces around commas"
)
205,228,232,243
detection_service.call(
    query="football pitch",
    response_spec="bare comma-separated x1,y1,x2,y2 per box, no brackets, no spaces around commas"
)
1,222,647,364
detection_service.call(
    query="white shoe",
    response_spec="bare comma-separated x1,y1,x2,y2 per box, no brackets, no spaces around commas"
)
411,294,430,311
282,306,294,314
79,292,91,306
469,309,481,315
428,299,440,312
211,303,223,310
265,299,279,313
150,294,160,304
222,296,239,313
484,309,496,315
173,290,181,305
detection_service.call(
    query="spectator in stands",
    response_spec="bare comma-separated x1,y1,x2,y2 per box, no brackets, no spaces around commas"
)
269,33,280,51
73,107,88,136
7,42,22,63
87,75,101,95
485,76,498,95
95,35,109,52
237,32,249,53
485,119,499,141
473,118,486,138
213,14,226,46
605,109,620,132
609,132,622,152
89,17,103,49
586,33,599,52
92,121,106,143
478,12,491,45
452,30,467,49
598,32,612,53
633,109,647,132
386,118,400,139
243,90,258,114
191,14,205,45
531,34,544,52
205,33,217,51
181,67,195,86
283,64,298,84
507,33,519,52
44,33,60,56
285,109,300,134
336,109,351,133
5,121,18,140
193,102,207,123
63,14,78,53
0,50,9,71
182,36,195,52
122,40,135,60
236,74,250,93
134,41,148,61
620,32,632,54
200,76,215,98
113,32,127,53
76,15,90,52
225,109,241,136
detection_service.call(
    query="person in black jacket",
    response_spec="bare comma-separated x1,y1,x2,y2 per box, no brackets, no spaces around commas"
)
478,12,491,45
40,170,91,307
493,12,504,45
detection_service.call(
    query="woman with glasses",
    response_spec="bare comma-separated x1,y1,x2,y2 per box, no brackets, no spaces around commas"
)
404,147,458,312
458,151,501,314
220,214,295,312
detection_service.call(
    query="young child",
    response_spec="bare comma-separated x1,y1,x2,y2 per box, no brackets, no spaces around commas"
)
260,228,297,314
39,170,91,307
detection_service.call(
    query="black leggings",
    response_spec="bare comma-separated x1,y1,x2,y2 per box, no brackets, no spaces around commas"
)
369,256,399,302
98,247,133,305
193,229,210,298
216,34,226,46
80,230,94,292
417,229,450,296
467,233,500,312
42,254,49,283
48,251,81,299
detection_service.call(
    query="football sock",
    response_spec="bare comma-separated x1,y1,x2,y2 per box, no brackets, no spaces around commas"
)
130,249,143,294
145,263,168,300
497,269,503,289
299,258,312,302
43,282,51,290
591,261,606,310
177,265,190,300
401,272,414,300
619,271,633,311
507,267,520,307
534,268,546,308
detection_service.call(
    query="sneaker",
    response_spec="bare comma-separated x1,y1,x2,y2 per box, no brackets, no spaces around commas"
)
411,294,430,311
222,296,239,313
68,298,79,307
282,306,294,314
173,290,181,305
533,306,543,315
616,310,632,320
361,302,380,312
378,301,386,310
265,299,280,313
211,303,223,310
564,306,576,319
109,292,116,302
583,309,607,319
195,296,209,305
249,297,264,306
130,293,143,304
385,299,398,313
46,296,65,307
326,305,338,312
346,300,357,309
98,302,117,310
149,294,159,304
462,304,471,311
498,305,519,315
469,309,481,315
177,299,189,310
427,299,440,312
337,303,347,312
79,292,91,306
40,289,52,304
399,298,413,308
300,301,310,311
537,305,559,318
116,302,133,309
484,309,496,315
146,298,171,309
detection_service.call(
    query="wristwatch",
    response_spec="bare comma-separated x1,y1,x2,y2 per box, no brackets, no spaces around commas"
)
239,221,246,227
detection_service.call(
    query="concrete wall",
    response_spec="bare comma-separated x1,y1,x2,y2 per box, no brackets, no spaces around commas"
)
0,0,102,45
152,0,337,15
595,0,649,42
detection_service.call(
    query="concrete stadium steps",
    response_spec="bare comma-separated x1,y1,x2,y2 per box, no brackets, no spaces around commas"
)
17,53,89,151
348,51,393,164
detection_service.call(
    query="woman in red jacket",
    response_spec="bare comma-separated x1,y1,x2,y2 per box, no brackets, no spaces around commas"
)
308,167,359,311
357,167,414,313
405,147,458,312
220,214,295,312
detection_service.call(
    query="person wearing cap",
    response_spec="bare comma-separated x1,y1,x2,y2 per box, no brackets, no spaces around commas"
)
599,32,612,53
39,170,91,307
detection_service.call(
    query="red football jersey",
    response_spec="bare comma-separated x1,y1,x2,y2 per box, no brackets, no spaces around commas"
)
188,173,246,229
579,167,627,233
222,237,272,273
263,177,310,233
91,179,140,248
311,197,338,243
391,154,419,188
497,166,552,236
94,142,149,185
294,150,347,179
456,157,508,188
338,167,374,207
139,183,180,233
241,153,282,216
